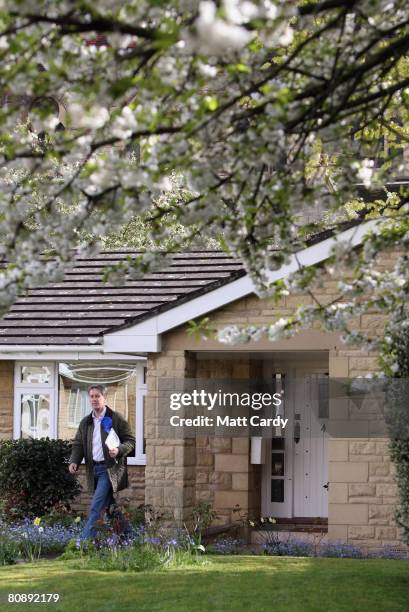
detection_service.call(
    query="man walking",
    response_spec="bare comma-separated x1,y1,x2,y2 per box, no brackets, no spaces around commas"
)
68,384,135,540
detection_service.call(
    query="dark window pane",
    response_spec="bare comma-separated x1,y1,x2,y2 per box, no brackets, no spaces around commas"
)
272,373,285,396
21,393,50,438
318,375,329,419
271,437,285,450
21,365,52,384
271,453,284,476
271,479,284,503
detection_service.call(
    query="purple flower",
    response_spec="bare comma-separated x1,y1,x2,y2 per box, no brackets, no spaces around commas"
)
166,539,178,547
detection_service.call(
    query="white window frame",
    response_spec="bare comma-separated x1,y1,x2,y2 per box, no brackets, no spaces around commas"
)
133,363,147,465
14,360,146,466
14,362,58,439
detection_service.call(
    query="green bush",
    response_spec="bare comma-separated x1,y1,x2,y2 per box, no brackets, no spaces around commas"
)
0,535,20,565
384,327,409,546
0,438,81,521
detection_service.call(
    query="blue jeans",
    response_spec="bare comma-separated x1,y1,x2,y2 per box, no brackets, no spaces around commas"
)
81,464,114,540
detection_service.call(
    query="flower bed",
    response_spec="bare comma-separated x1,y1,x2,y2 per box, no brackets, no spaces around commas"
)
262,536,409,560
0,504,407,571
0,517,83,564
61,523,208,572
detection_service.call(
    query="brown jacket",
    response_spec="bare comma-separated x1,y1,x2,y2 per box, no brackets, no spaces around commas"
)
69,406,135,493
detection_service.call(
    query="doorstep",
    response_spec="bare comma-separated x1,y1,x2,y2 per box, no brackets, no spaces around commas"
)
251,518,328,544
251,529,329,545
259,518,327,532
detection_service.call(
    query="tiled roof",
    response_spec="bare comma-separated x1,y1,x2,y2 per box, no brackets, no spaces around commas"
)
0,251,245,345
0,216,388,347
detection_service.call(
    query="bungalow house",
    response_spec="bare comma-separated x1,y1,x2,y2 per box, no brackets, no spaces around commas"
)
0,219,403,551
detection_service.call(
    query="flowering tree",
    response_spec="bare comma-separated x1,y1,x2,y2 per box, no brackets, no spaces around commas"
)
0,0,409,369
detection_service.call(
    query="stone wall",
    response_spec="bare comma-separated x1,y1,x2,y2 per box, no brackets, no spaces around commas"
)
0,361,13,439
71,464,145,513
328,439,402,549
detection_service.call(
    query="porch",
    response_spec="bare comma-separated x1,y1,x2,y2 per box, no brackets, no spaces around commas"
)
144,340,401,550
145,349,331,527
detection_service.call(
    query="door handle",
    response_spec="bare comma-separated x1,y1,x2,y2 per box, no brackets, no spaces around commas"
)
323,482,329,490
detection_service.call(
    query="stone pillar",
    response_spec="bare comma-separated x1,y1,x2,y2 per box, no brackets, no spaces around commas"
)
194,358,263,525
145,349,197,522
327,353,407,550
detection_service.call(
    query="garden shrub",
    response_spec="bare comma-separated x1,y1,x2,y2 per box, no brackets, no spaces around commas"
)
0,535,20,565
42,502,82,528
383,327,409,547
0,439,81,521
191,501,218,545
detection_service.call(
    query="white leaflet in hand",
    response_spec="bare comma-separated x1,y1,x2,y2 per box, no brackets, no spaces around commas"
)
105,428,120,450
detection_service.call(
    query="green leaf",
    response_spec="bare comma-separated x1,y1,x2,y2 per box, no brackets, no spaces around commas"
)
203,96,218,112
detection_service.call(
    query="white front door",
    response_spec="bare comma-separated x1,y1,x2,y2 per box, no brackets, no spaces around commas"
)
262,367,329,519
292,370,329,517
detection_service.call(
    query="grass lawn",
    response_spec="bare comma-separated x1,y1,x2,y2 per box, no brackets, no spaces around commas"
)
0,556,408,612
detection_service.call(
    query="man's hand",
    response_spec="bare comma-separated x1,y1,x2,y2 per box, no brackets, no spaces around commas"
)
69,463,78,474
109,447,119,459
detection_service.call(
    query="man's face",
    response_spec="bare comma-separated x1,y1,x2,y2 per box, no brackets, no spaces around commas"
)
89,389,106,415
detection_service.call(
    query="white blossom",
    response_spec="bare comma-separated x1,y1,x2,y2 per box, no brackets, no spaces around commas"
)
278,26,294,46
217,325,246,344
67,103,109,129
356,159,375,188
194,1,255,54
223,0,259,25
112,106,138,140
267,318,289,341
197,62,218,77
263,1,278,20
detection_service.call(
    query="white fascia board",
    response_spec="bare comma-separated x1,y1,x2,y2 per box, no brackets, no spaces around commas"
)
0,346,101,360
0,348,147,360
105,274,255,342
103,220,378,350
0,345,102,352
103,334,161,353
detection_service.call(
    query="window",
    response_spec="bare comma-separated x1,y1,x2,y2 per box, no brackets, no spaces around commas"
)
14,362,57,439
318,373,329,419
270,372,286,503
14,361,146,465
20,364,53,385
